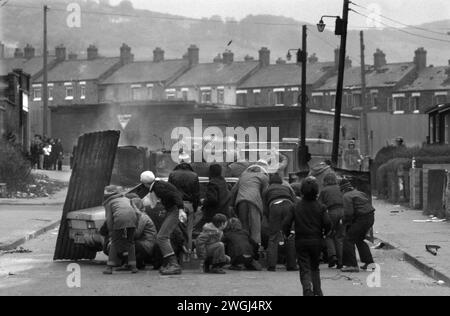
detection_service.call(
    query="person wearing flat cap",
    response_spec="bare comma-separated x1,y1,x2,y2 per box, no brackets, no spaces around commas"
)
140,171,186,276
103,185,138,275
340,178,375,273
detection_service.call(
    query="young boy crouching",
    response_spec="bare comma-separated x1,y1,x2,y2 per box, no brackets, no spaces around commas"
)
196,214,230,274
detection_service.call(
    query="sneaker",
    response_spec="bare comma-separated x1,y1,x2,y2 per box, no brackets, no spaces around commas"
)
131,266,138,274
103,267,113,275
210,267,226,274
341,266,360,273
360,263,376,271
328,257,338,268
160,263,182,276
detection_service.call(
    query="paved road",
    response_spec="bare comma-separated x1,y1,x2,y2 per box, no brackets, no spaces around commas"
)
0,229,449,296
0,205,62,247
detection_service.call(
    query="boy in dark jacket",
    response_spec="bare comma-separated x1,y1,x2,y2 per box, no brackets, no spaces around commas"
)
196,214,231,274
103,186,138,275
169,162,200,255
319,173,345,269
263,173,297,271
141,171,187,276
202,164,232,223
340,179,375,273
283,177,331,296
223,218,262,271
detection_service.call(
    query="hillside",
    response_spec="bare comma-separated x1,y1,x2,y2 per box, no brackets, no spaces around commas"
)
1,0,450,66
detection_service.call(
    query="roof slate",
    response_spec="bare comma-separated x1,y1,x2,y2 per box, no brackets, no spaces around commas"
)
399,66,450,92
101,59,188,85
35,58,120,82
239,62,335,89
170,61,259,87
317,63,415,91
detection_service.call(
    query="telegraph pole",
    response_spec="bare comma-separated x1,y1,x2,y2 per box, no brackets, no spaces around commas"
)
43,5,49,137
299,24,309,171
331,0,350,167
360,30,370,157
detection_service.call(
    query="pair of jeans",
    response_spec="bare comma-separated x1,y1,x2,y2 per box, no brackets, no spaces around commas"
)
343,213,375,267
237,201,262,244
157,207,180,258
107,228,136,267
296,239,323,296
205,242,227,265
325,209,345,266
267,200,294,268
184,201,195,253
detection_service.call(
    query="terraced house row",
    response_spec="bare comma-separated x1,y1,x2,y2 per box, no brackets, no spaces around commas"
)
1,41,448,154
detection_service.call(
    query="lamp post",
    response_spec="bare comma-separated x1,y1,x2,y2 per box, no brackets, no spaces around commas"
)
318,0,350,167
287,25,310,171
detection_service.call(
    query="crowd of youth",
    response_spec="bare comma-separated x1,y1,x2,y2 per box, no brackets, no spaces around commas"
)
101,159,376,297
29,135,64,171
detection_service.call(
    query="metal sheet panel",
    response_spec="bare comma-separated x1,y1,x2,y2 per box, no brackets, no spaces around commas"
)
54,130,120,261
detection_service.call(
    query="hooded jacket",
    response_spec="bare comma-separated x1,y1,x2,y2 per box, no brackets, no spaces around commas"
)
103,193,137,231
168,164,201,210
196,223,224,259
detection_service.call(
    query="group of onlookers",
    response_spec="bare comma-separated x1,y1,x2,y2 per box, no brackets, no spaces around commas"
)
101,158,376,297
30,135,64,171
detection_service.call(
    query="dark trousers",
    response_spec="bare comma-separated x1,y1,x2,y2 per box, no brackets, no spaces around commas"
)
296,239,323,296
343,213,375,267
267,200,295,268
107,228,136,267
157,207,179,258
237,201,262,244
325,210,345,266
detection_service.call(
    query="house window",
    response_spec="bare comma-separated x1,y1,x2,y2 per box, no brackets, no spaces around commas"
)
411,96,420,113
347,94,353,109
275,91,285,106
217,88,224,104
393,97,406,113
147,84,154,100
33,86,42,101
48,86,53,101
65,83,74,100
237,92,247,106
254,91,261,106
131,85,142,101
80,83,86,100
371,92,379,109
434,94,447,105
166,89,176,100
329,94,336,110
353,93,362,108
201,90,212,104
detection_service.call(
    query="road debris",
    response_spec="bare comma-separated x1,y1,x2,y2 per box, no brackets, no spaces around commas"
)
0,247,32,255
425,245,441,256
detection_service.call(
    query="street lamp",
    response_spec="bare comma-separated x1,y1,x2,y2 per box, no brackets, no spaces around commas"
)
317,0,351,167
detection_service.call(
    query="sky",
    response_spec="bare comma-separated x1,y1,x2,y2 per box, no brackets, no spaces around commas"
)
109,0,450,28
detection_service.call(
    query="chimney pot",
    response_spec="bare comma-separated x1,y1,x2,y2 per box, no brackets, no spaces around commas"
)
153,47,165,62
14,48,24,58
87,44,98,60
259,47,270,68
55,44,66,62
222,50,234,65
188,45,199,67
24,44,35,60
276,57,286,65
213,54,222,63
414,47,427,72
120,43,133,65
308,53,318,64
374,49,387,69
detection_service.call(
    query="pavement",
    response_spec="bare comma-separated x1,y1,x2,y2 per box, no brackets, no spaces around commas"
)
373,198,450,285
0,169,70,250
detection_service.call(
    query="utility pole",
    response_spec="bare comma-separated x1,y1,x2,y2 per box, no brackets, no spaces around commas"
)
331,0,350,167
360,30,370,157
43,5,49,137
299,24,309,171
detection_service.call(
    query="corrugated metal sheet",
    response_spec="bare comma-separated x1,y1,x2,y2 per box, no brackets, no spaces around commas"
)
54,130,120,261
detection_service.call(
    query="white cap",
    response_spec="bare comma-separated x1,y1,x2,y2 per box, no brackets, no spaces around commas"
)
140,171,156,184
